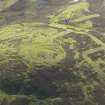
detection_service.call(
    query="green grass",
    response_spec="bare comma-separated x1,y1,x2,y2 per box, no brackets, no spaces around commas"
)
49,2,89,24
0,1,104,105
73,14,100,23
0,23,66,68
49,1,96,32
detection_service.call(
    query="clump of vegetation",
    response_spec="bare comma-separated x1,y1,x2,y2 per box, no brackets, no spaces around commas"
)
49,2,89,23
0,0,104,105
0,23,67,99
49,1,99,32
0,23,66,68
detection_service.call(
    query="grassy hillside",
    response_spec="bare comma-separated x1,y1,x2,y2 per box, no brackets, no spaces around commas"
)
0,0,105,105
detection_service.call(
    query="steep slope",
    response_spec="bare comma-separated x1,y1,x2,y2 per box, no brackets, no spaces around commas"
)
0,0,105,105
